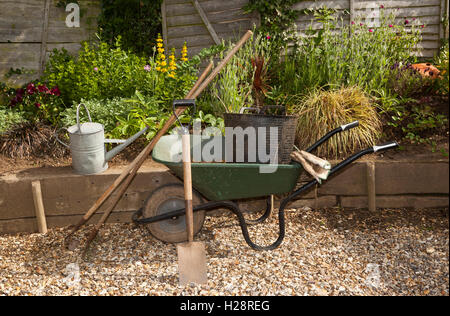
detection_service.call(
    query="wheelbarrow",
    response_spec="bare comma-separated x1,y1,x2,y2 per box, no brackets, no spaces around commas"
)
133,118,398,251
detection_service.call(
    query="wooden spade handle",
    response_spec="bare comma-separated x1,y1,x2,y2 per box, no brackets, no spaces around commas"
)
182,133,194,242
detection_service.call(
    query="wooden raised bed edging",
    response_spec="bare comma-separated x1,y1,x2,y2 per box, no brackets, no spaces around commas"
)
0,159,448,234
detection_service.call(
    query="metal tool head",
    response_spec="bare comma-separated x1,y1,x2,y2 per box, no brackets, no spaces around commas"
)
177,241,208,286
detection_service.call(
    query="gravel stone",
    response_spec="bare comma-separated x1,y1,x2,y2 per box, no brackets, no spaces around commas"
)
0,207,448,296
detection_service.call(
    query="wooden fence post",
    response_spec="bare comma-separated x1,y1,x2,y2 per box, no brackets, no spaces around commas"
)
161,0,169,53
191,0,221,45
440,0,449,40
38,0,51,78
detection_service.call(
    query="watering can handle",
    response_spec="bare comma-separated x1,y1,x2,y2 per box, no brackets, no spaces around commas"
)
55,128,70,148
76,103,92,134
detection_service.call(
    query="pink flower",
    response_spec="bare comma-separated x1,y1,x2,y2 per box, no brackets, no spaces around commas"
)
144,65,151,72
380,4,384,8
421,25,425,28
360,23,364,26
369,29,374,33
351,21,355,25
266,35,271,40
94,67,99,72
389,24,394,28
404,20,409,25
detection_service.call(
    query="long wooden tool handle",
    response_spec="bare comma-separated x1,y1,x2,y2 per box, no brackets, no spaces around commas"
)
68,30,253,239
182,133,194,242
65,63,214,240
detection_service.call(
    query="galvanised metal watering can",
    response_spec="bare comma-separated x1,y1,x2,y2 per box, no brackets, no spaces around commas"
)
56,104,148,175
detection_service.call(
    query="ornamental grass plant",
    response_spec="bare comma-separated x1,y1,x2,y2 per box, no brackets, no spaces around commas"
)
292,86,382,158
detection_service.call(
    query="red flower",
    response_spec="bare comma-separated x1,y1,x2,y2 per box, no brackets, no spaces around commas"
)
10,97,18,107
380,4,384,8
50,86,61,96
16,88,24,97
38,85,50,94
35,103,41,108
404,20,410,25
27,83,36,95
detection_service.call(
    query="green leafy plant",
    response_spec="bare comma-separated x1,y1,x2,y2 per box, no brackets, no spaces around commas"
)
97,0,163,55
205,32,273,114
272,8,422,98
0,107,26,134
44,36,198,110
60,97,134,135
111,90,169,140
433,41,449,95
243,0,300,46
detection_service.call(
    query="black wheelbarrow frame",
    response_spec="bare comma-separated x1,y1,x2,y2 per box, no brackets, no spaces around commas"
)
133,121,398,251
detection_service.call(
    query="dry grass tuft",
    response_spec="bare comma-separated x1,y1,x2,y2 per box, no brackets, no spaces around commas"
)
291,86,382,158
0,122,69,159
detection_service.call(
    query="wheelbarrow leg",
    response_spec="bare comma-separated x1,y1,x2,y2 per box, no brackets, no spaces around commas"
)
245,195,273,225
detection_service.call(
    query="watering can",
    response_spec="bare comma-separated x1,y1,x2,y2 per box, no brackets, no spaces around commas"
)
56,104,148,175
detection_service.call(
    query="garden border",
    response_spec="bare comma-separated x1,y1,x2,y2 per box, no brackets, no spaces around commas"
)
0,158,448,234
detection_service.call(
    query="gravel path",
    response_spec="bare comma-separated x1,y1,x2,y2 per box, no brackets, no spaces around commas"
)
0,207,448,296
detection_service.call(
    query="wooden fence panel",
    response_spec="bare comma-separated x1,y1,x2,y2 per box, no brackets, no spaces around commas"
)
162,0,448,59
163,0,258,55
0,0,100,86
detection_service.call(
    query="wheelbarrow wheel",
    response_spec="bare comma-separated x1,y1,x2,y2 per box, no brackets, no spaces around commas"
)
142,183,206,243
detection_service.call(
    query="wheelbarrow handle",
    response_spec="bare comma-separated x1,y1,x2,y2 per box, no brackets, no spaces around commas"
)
305,120,359,153
340,121,359,131
373,141,399,152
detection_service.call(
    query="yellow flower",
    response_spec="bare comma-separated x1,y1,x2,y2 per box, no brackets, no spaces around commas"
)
160,68,168,73
157,48,164,54
160,61,167,67
181,43,188,62
160,54,165,60
157,43,163,48
156,66,161,71
168,72,176,79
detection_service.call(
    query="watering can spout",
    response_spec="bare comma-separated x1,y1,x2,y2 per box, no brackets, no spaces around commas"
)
105,127,149,162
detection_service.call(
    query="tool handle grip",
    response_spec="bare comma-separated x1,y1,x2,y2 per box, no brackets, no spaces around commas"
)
373,142,399,152
340,121,359,131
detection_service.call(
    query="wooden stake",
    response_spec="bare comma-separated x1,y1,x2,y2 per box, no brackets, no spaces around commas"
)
366,162,376,212
31,181,48,234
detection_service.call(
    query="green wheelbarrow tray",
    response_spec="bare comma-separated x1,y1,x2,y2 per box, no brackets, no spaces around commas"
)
152,135,303,201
